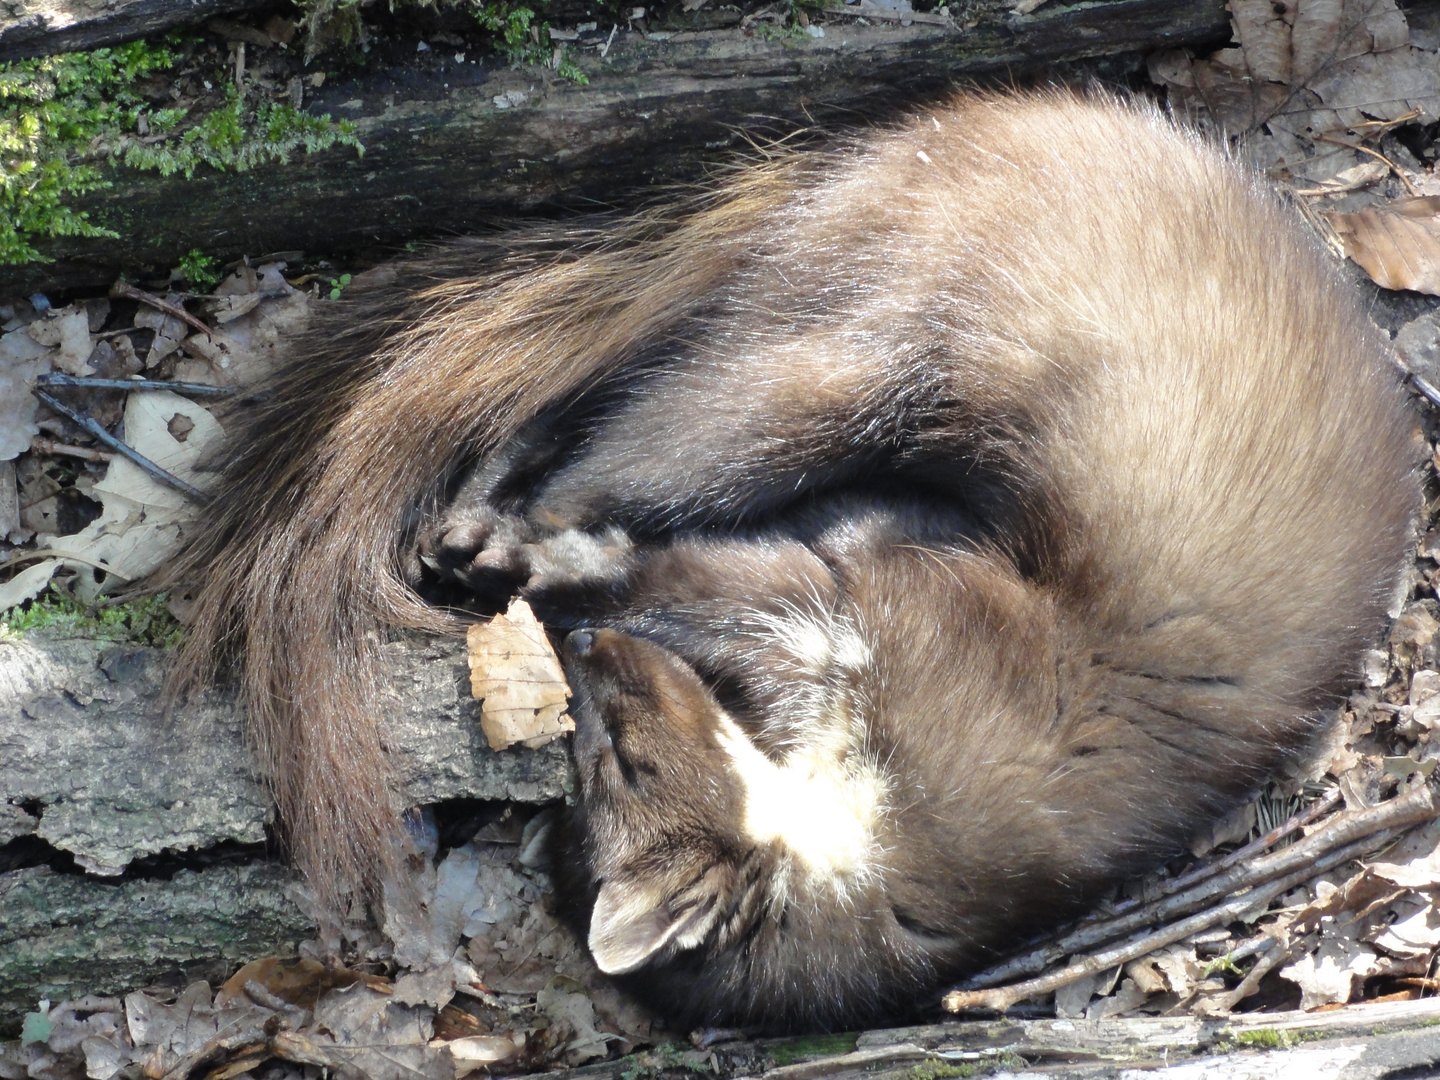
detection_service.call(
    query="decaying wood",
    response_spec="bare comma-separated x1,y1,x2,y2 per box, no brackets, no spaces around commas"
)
8,0,1230,295
539,997,1440,1079
0,0,262,61
0,629,569,1027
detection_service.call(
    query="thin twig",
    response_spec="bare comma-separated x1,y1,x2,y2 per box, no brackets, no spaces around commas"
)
1108,787,1343,918
32,389,209,503
941,830,1403,1013
1216,936,1302,1011
1411,374,1440,410
109,280,213,339
953,783,1438,992
1312,132,1421,197
28,437,114,463
36,372,236,397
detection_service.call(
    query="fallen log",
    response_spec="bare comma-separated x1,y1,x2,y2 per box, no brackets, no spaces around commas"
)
6,0,1230,295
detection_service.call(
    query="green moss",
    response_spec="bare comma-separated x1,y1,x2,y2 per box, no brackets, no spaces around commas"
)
1229,1028,1300,1051
0,40,175,262
1201,953,1244,978
768,1033,858,1066
117,87,362,178
1,586,183,648
472,1,589,82
0,36,362,264
906,1053,1029,1080
617,1042,713,1080
176,247,221,288
909,1061,973,1080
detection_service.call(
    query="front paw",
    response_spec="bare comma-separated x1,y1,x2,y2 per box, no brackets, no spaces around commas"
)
521,528,636,626
416,506,538,598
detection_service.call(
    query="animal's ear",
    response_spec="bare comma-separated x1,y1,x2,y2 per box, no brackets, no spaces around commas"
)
588,877,720,975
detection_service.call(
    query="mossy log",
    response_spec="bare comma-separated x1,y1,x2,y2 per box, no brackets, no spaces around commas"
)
6,0,1229,295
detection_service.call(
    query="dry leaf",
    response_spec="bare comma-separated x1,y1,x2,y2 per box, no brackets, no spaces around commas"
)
1279,933,1381,1008
1329,196,1440,293
217,957,372,1011
133,305,189,366
467,599,574,751
27,305,94,375
1410,669,1440,729
1370,902,1440,957
0,560,63,612
446,1035,518,1073
1084,977,1152,1020
1370,816,1440,887
41,390,223,601
0,324,53,460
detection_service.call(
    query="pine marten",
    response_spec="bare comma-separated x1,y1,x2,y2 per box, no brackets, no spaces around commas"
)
169,90,1420,1031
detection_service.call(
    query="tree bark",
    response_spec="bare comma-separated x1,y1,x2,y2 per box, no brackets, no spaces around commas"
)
551,999,1440,1079
0,630,568,1029
0,0,264,61
7,0,1231,296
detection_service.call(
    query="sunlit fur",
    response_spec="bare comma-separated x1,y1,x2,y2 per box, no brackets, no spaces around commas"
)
169,90,1418,1030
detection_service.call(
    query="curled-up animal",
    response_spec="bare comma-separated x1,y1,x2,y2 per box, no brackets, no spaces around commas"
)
169,90,1420,1031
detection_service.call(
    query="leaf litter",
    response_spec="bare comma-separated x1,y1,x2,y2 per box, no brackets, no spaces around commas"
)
14,0,1440,1074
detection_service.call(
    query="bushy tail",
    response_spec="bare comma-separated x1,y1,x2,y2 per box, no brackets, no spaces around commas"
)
165,165,801,903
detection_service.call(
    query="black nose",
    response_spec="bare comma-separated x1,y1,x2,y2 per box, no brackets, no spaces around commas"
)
566,628,597,657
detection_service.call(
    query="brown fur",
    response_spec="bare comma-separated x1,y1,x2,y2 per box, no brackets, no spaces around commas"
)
169,90,1418,1028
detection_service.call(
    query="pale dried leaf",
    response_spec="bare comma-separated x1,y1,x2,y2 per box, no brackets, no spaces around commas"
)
133,306,189,366
467,599,574,751
41,391,223,600
1154,0,1438,146
27,306,94,375
1053,972,1099,1018
1152,945,1202,997
445,1035,518,1072
0,326,53,459
1231,0,1295,84
1329,197,1440,294
1370,902,1440,956
1124,956,1169,995
1396,311,1440,381
535,978,611,1065
125,983,220,1076
1279,934,1380,1008
0,560,60,612
173,291,309,388
1411,669,1440,729
1305,45,1440,131
1370,816,1440,886
206,293,265,324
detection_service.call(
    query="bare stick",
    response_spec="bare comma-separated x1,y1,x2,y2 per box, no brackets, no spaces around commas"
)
953,783,1437,992
33,390,208,503
1412,374,1440,410
29,437,115,463
942,830,1402,1013
1107,788,1343,918
1312,133,1421,197
36,373,236,397
109,280,213,339
1215,937,1302,1011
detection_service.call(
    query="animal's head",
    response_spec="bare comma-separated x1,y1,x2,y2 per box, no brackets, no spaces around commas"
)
557,628,768,975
